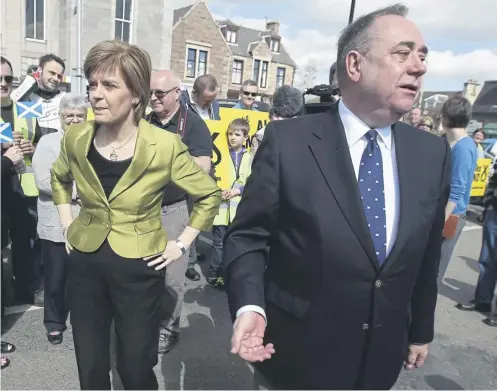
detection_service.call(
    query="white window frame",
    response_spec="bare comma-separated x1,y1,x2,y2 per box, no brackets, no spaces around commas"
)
276,67,285,88
226,29,237,44
185,46,209,79
270,39,280,52
253,59,270,89
115,0,133,43
25,0,46,42
232,60,243,85
260,60,269,88
253,59,261,84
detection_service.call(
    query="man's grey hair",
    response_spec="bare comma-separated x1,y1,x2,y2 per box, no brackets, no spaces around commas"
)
270,85,303,119
193,74,218,94
60,93,89,113
336,3,409,84
241,79,258,90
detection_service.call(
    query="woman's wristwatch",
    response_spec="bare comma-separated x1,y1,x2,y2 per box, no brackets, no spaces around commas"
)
175,240,186,254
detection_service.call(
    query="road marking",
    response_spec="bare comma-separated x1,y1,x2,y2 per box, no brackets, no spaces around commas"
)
463,225,482,232
199,235,213,245
5,304,43,315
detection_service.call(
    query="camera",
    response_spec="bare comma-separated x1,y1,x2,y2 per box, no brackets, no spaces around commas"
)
302,62,341,115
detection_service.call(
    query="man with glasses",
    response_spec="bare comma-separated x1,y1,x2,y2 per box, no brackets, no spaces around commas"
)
233,79,259,111
146,70,213,354
1,56,43,306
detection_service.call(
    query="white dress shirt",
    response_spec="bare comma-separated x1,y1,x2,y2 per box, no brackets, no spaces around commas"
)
236,100,400,321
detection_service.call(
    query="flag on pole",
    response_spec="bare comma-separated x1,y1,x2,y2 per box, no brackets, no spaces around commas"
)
0,123,14,143
16,101,43,119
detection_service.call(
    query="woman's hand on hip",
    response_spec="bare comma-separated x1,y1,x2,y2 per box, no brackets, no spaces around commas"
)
62,227,73,254
144,241,184,270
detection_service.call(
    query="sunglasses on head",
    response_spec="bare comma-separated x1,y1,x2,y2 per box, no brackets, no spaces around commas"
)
150,86,179,99
242,91,257,97
421,123,432,129
0,75,13,83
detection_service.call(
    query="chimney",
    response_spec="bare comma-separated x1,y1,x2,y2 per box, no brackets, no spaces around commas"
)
266,21,280,34
463,79,481,104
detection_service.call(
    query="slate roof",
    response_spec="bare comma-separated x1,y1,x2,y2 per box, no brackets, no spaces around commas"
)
172,3,297,68
421,90,461,101
472,81,497,114
173,4,193,26
217,19,297,68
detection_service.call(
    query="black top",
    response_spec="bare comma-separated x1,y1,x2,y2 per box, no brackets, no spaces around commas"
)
146,105,212,206
1,156,14,249
0,103,42,143
87,142,132,199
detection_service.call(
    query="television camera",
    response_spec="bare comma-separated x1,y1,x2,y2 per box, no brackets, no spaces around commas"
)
302,62,341,115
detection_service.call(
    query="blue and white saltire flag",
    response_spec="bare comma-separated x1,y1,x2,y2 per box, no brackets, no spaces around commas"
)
16,101,43,119
0,122,14,143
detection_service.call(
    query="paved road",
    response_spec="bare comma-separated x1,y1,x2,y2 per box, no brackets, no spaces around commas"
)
2,213,496,390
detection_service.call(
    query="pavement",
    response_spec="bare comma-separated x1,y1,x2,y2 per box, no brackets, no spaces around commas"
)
1,206,496,390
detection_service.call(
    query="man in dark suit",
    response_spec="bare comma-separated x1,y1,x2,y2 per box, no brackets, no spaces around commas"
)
222,3,451,390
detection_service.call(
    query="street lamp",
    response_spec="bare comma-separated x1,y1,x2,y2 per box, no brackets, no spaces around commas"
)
348,0,356,24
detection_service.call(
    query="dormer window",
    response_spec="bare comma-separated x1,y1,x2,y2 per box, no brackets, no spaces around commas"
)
227,29,237,44
270,39,280,52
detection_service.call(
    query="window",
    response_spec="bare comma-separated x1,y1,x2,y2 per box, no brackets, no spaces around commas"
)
276,67,285,88
186,47,208,79
253,60,260,84
260,61,269,88
186,49,196,78
115,0,132,42
25,0,45,40
270,39,280,52
253,60,269,88
232,60,243,85
226,30,237,44
198,50,207,76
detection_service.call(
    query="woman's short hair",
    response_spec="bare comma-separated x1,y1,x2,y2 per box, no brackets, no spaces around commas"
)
84,40,152,125
270,85,303,119
60,93,89,113
227,118,250,137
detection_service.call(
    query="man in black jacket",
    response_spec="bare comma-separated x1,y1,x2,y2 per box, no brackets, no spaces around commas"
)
222,4,450,389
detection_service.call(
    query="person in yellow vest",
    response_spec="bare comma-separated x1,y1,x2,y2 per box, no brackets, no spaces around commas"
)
1,56,43,305
207,118,252,290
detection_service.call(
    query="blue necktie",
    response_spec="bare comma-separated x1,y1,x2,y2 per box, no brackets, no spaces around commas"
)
358,129,387,266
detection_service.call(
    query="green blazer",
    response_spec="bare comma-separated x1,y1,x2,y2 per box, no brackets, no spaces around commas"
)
51,119,221,259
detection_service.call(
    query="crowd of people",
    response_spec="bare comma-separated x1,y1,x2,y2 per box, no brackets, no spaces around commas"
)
0,2,496,389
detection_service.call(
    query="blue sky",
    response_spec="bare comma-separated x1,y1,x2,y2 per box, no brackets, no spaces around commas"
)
175,0,497,92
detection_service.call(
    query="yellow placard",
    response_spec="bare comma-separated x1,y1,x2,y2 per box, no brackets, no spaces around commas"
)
471,158,493,197
208,108,269,190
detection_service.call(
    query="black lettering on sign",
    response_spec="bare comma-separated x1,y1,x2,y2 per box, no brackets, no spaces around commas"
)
246,135,255,149
474,165,482,181
211,132,222,166
257,120,268,130
481,164,489,182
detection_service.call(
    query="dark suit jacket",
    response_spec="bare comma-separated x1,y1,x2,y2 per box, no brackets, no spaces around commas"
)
222,104,451,390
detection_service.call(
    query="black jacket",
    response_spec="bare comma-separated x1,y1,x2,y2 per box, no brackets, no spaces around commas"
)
222,104,451,389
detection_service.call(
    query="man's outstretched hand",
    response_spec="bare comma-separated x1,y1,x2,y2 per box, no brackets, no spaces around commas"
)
231,311,275,362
